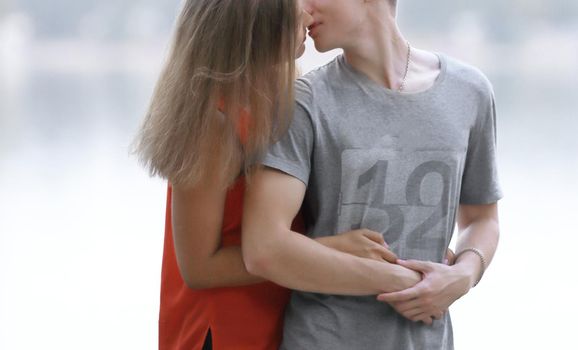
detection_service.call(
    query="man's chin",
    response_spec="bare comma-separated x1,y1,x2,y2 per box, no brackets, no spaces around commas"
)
313,40,334,53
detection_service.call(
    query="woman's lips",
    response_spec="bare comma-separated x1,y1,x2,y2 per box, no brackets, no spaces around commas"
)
308,22,321,38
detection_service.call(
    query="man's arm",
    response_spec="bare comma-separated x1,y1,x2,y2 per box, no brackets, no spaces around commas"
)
242,167,421,295
171,179,264,290
454,202,500,287
170,173,397,290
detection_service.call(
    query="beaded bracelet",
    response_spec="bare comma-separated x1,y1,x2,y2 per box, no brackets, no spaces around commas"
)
455,248,486,287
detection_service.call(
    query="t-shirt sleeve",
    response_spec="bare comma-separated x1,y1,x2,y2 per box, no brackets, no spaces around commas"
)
460,86,504,204
261,81,314,186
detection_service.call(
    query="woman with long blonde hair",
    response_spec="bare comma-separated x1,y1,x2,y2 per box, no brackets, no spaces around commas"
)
133,1,400,349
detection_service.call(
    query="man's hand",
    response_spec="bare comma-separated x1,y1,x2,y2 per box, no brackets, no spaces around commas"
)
444,248,456,265
376,259,471,325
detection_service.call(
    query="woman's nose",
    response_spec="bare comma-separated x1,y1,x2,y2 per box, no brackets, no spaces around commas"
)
302,9,314,27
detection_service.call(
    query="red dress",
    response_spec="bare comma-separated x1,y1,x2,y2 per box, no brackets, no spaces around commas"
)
158,178,299,350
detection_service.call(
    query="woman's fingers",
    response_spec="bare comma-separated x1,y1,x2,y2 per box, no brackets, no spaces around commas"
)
359,230,398,263
362,230,386,246
365,245,397,263
375,244,397,263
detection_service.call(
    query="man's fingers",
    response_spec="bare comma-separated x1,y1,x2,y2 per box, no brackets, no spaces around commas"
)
420,315,434,326
396,259,433,273
432,311,444,320
391,302,440,326
404,310,433,325
393,299,422,313
377,286,419,303
405,307,425,319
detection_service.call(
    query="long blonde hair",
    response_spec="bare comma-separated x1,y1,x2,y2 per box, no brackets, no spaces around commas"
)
133,0,298,188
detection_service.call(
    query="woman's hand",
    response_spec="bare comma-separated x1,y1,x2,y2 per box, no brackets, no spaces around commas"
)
317,229,398,263
376,259,471,325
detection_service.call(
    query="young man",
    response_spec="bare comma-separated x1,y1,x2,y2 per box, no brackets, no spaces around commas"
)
242,0,502,348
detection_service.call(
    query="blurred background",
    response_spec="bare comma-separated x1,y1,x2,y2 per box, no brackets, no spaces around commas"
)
0,0,576,349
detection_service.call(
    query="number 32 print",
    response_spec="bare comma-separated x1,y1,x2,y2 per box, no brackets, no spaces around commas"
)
337,148,462,261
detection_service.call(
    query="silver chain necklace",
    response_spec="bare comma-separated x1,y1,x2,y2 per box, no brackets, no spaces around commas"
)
397,41,411,92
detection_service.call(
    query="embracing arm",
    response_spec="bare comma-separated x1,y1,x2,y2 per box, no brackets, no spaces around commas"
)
171,178,263,289
242,167,420,295
171,174,398,290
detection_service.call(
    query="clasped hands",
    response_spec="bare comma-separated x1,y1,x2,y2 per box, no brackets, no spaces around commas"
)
333,229,472,326
377,253,472,326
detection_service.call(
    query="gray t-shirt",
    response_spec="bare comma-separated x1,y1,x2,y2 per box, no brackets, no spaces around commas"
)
262,53,503,350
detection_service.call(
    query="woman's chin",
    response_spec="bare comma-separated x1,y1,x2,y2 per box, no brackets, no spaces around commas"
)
295,44,306,59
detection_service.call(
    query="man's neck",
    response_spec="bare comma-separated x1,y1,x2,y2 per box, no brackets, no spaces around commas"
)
342,11,440,93
343,13,408,90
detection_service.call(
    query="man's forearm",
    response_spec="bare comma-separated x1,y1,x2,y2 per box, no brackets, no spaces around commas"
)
242,227,420,295
180,245,266,289
454,217,500,287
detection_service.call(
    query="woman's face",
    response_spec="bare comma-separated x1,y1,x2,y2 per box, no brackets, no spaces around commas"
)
295,0,314,58
304,0,366,52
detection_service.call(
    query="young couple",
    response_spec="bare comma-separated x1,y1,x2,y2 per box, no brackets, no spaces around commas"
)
135,0,502,349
